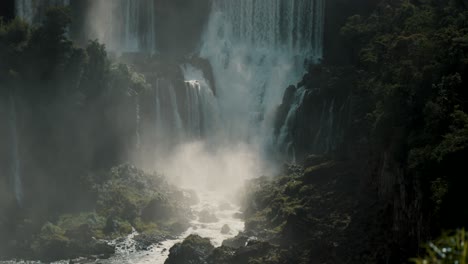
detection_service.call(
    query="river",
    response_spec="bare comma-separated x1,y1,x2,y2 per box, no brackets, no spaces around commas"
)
1,190,244,264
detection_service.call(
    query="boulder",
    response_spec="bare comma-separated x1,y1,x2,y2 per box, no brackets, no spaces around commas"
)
165,235,214,264
206,246,235,264
222,235,249,249
220,224,231,234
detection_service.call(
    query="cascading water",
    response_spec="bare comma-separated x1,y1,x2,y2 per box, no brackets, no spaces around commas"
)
167,82,184,137
180,64,219,140
7,0,327,262
9,95,23,207
87,0,157,53
15,0,70,24
200,0,325,147
152,69,218,146
312,98,336,153
277,87,308,156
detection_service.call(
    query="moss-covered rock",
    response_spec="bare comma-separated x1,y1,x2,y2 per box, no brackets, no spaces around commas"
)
165,235,215,264
1,164,192,261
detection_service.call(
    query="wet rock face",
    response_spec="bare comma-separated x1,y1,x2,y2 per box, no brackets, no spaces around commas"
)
165,234,214,264
222,235,249,249
274,65,354,161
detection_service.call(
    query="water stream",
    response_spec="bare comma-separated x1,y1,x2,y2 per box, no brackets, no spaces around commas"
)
102,191,244,264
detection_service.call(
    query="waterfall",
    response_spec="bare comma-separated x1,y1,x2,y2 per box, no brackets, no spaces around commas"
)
277,88,307,151
87,0,157,53
185,81,202,138
215,0,324,55
167,82,184,138
181,64,219,140
15,0,70,24
9,95,23,207
200,0,325,146
311,98,336,154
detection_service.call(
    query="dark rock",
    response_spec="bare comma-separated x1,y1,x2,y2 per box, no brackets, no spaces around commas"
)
232,241,276,264
220,224,231,234
273,85,298,138
282,85,298,106
165,235,214,264
134,233,169,251
222,235,249,249
206,246,235,264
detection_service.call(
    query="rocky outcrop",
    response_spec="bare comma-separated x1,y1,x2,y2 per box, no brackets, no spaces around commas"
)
166,235,280,264
0,164,193,261
165,235,214,264
274,65,354,161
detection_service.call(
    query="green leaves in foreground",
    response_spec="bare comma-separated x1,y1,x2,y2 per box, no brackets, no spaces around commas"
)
411,229,468,264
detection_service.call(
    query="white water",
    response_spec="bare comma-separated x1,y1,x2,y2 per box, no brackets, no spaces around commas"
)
114,1,325,260
9,95,23,207
167,82,184,139
151,66,218,146
86,0,157,53
9,0,326,262
200,0,325,148
99,191,243,264
181,64,219,140
0,191,243,264
15,0,70,24
277,87,308,155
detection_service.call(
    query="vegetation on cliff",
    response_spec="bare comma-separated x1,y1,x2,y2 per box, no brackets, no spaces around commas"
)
0,8,195,261
272,0,468,262
1,164,193,261
339,0,468,233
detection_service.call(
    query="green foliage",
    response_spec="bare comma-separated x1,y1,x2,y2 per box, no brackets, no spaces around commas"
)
0,3,151,219
31,222,69,259
433,110,468,162
340,0,468,231
411,229,468,264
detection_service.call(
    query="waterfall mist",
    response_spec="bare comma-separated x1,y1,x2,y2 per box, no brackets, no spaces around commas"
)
155,141,271,199
86,0,157,53
7,0,327,212
4,1,326,260
122,0,326,194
